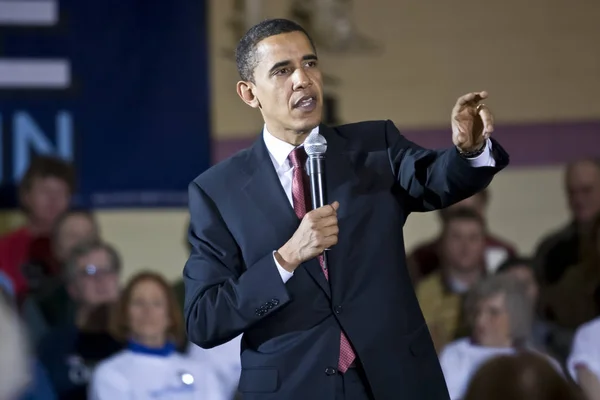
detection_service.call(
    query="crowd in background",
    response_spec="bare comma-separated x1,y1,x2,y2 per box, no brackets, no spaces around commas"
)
1,154,600,399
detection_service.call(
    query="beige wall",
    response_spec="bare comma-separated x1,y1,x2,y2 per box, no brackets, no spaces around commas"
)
3,0,597,282
211,0,600,136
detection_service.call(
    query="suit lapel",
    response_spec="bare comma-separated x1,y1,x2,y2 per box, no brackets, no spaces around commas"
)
317,124,356,298
241,135,331,298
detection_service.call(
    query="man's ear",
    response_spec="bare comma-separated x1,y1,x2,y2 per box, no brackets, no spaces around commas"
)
236,81,261,109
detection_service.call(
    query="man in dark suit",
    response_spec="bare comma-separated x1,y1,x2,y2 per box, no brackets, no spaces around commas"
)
183,18,509,400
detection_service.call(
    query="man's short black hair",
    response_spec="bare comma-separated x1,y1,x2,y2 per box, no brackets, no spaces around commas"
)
235,18,317,82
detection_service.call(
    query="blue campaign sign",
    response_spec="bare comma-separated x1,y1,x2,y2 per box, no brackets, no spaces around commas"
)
0,0,211,208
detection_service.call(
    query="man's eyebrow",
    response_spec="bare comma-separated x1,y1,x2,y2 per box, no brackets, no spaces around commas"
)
268,54,318,74
269,60,291,75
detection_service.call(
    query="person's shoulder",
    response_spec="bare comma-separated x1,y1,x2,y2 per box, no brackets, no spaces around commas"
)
575,316,600,340
331,120,395,146
190,144,255,191
0,227,29,242
439,338,470,361
94,350,130,374
534,222,576,255
0,227,30,251
416,271,443,293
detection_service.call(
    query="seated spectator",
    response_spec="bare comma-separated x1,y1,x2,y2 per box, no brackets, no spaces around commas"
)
0,271,56,400
439,275,560,400
495,257,552,353
0,156,75,302
90,271,227,399
535,159,600,287
545,212,600,330
0,283,30,400
22,209,101,344
38,241,123,400
409,189,516,283
541,212,600,364
417,208,487,351
463,353,579,400
568,316,600,400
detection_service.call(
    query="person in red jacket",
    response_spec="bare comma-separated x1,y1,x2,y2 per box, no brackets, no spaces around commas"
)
0,156,75,302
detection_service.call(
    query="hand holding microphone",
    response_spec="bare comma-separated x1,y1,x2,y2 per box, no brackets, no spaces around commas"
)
276,131,337,273
276,201,339,272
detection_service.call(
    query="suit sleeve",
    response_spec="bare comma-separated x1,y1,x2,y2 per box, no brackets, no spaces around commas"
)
384,119,509,212
183,181,292,349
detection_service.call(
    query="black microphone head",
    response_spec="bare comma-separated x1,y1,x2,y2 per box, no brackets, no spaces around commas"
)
304,131,327,156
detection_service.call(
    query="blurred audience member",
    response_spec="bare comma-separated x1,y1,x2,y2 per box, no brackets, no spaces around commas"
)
0,285,30,400
439,275,560,400
417,208,487,351
496,257,551,353
0,271,56,400
535,159,600,287
38,241,122,400
463,353,579,400
543,212,600,363
0,156,75,302
22,209,101,344
568,316,600,400
409,189,516,282
90,271,227,399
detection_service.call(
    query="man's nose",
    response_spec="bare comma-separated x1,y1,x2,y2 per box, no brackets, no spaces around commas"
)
292,69,311,90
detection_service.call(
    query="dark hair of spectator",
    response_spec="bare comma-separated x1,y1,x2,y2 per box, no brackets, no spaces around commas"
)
19,155,76,194
463,352,579,400
441,207,486,232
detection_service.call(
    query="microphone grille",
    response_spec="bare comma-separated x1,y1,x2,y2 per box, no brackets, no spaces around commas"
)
304,131,327,156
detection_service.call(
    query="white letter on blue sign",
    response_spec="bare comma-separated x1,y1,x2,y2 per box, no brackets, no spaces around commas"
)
12,111,74,181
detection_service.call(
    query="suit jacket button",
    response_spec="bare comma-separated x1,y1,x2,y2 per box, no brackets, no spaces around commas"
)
325,367,337,376
334,305,343,314
271,298,279,306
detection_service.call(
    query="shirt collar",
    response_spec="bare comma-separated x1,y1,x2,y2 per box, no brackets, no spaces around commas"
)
262,124,320,170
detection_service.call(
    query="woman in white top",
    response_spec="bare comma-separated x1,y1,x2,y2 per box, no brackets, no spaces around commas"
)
439,275,561,400
89,271,229,400
568,316,600,400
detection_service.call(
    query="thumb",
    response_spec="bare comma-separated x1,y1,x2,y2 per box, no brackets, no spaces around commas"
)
330,201,340,211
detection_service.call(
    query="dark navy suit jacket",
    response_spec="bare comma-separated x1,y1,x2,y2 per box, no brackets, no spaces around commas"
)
183,120,509,399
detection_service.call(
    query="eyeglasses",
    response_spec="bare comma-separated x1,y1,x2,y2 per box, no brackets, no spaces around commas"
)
75,264,116,278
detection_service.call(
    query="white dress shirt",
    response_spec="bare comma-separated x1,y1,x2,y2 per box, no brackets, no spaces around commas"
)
264,125,496,283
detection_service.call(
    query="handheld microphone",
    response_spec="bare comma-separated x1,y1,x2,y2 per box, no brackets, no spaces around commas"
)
304,131,328,210
304,131,331,267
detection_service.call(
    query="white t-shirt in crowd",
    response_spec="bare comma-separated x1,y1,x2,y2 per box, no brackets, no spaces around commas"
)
89,346,230,400
439,338,560,400
186,335,242,399
568,316,600,382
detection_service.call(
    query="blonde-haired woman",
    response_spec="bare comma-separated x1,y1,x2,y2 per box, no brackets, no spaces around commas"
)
89,271,227,399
